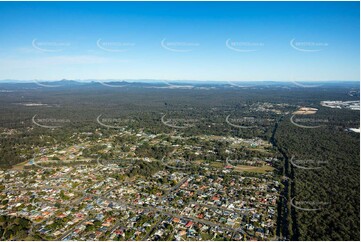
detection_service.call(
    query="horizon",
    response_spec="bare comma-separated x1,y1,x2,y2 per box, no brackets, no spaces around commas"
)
0,79,360,84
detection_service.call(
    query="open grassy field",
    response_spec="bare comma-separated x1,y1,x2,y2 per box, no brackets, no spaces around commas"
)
233,165,274,173
12,160,30,170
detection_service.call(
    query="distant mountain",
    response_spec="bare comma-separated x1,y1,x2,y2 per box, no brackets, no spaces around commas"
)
0,79,359,90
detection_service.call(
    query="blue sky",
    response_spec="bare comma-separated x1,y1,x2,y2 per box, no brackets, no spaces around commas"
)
0,1,359,82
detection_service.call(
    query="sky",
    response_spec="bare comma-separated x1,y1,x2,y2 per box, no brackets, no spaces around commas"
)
0,1,359,82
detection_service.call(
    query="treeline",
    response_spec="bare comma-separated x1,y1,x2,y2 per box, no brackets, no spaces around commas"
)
128,160,164,177
275,113,360,241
